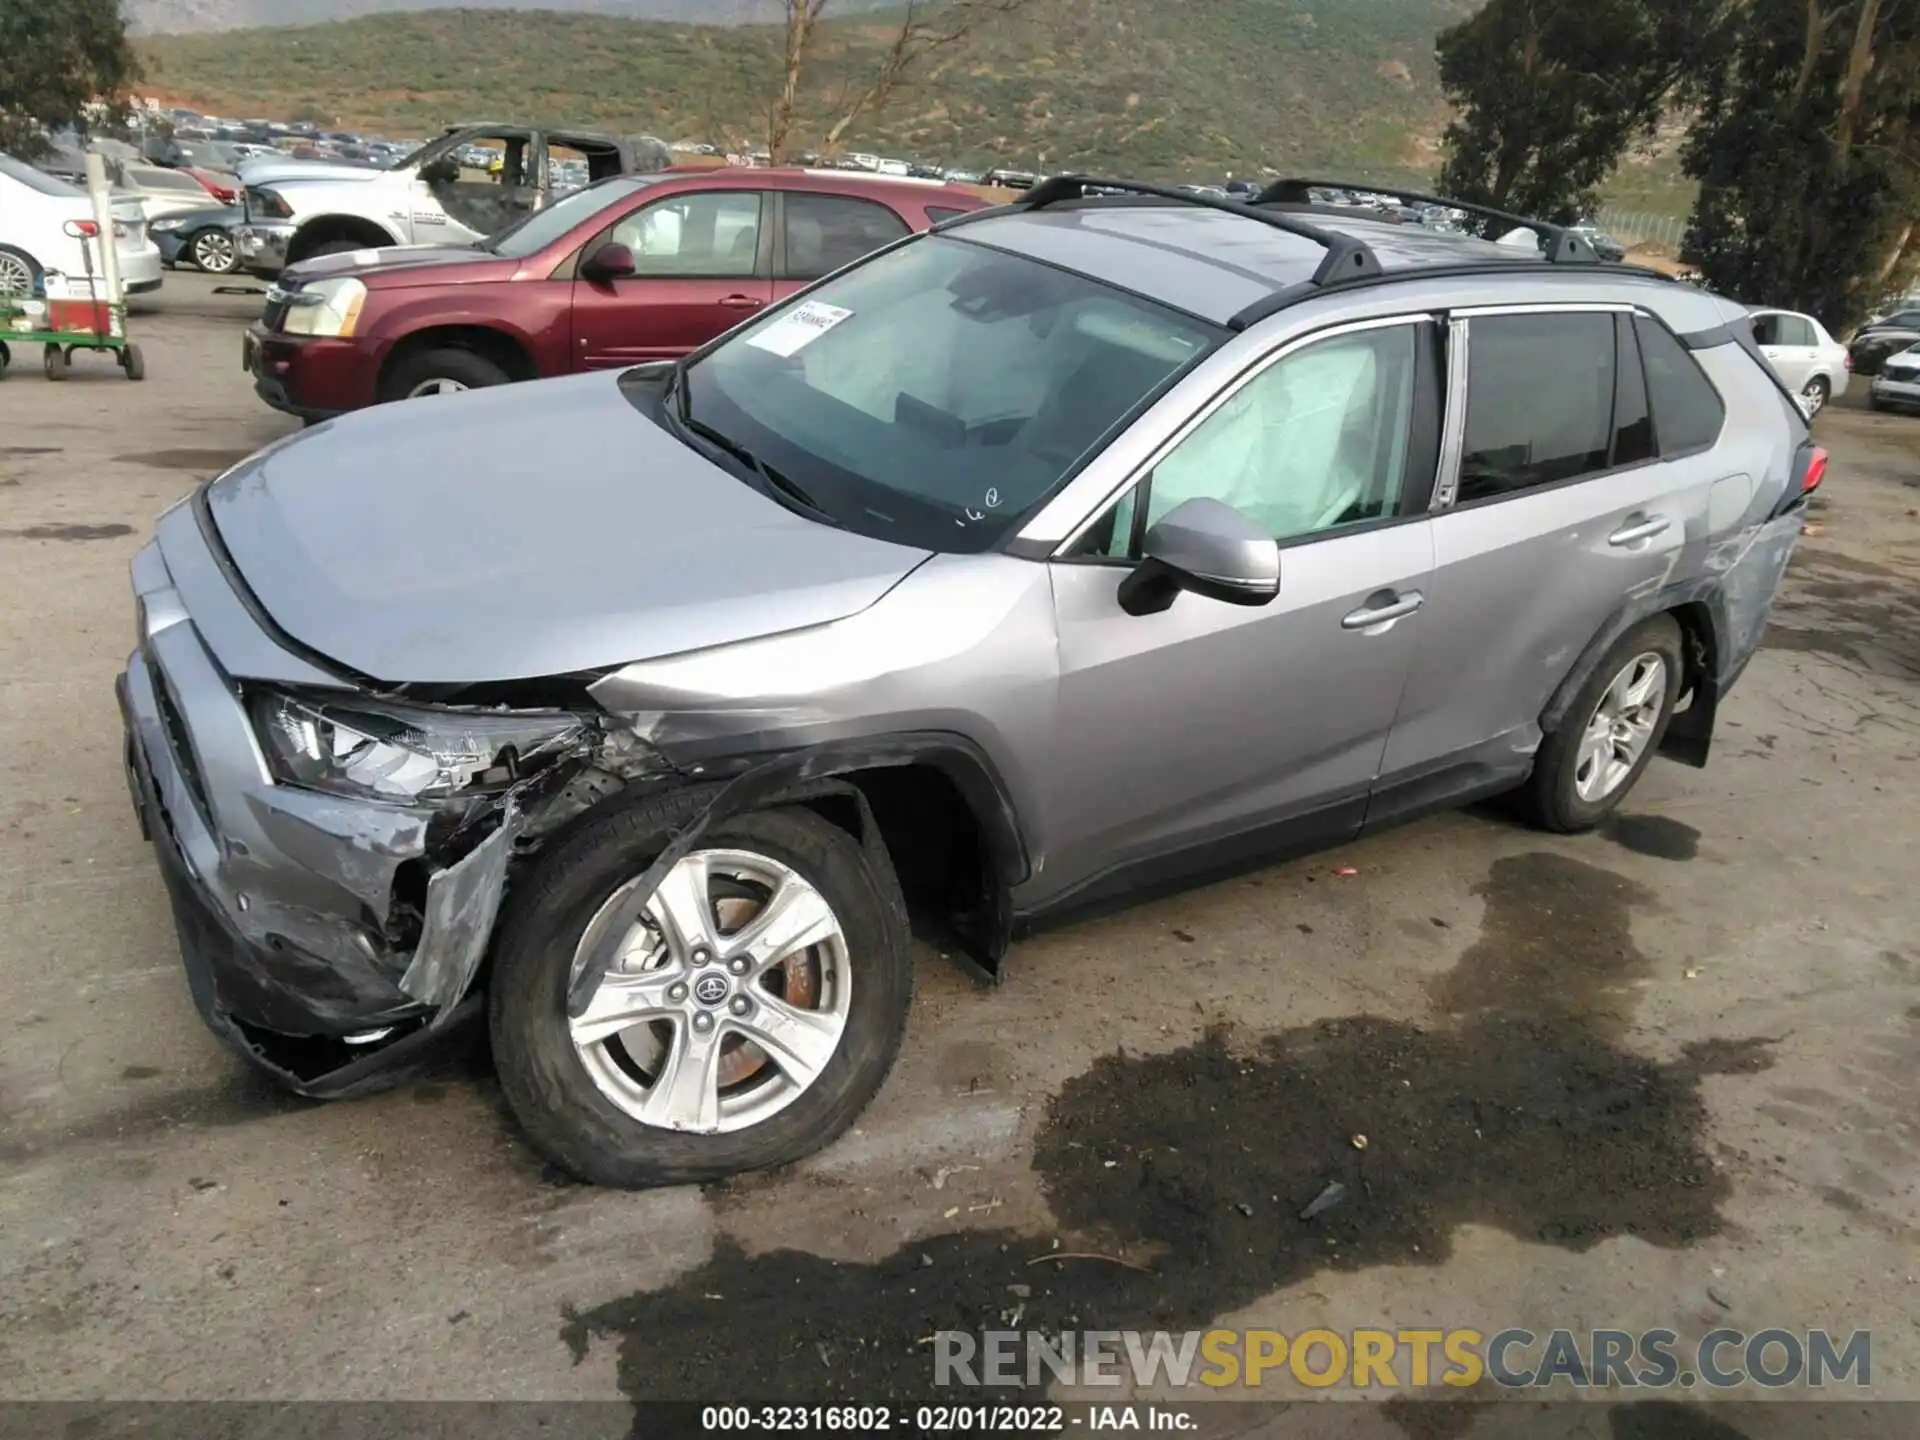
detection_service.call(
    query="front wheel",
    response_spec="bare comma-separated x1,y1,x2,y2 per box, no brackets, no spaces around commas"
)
1517,614,1684,833
380,346,510,401
490,795,913,1188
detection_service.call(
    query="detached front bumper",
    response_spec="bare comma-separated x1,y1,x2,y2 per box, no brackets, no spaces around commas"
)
237,222,293,277
116,514,518,1096
1872,374,1920,407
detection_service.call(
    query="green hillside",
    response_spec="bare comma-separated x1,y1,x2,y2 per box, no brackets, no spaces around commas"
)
138,0,1475,180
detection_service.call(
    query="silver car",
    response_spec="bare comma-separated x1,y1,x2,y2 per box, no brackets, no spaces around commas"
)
118,178,1822,1186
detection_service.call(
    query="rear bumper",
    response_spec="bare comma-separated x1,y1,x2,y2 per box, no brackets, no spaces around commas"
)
117,514,511,1096
244,324,379,419
118,244,164,292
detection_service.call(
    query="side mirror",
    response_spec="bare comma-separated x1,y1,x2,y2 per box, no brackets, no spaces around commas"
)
1117,497,1280,616
580,242,636,283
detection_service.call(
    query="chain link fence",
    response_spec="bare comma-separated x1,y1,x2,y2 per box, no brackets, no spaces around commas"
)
1595,207,1689,254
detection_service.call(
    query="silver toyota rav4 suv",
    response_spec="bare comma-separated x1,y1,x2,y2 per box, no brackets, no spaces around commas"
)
119,177,1823,1187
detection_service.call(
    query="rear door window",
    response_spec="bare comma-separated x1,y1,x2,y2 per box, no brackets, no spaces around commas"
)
1457,312,1617,501
782,192,911,280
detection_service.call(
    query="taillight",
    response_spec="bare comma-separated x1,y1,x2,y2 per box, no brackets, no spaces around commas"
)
62,219,100,238
1844,352,1854,371
1801,446,1828,493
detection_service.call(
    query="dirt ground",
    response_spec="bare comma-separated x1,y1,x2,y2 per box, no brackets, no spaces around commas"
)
0,273,1916,1432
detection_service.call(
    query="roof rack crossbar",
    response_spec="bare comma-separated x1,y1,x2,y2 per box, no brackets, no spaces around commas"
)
1256,178,1600,265
1017,174,1383,291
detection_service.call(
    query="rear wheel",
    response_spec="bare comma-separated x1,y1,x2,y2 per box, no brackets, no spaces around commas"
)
43,346,69,381
190,229,239,274
1802,375,1830,418
1517,615,1684,833
490,795,913,1188
120,343,146,381
0,245,40,299
380,346,511,401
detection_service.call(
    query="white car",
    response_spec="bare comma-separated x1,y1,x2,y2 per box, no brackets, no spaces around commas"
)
1748,307,1849,416
1868,342,1920,412
116,161,224,222
0,154,161,300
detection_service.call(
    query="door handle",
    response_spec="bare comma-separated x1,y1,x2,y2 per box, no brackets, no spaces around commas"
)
720,295,765,310
1608,515,1671,547
1341,590,1424,630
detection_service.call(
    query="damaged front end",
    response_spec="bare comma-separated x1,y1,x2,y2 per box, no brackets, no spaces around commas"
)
118,537,680,1098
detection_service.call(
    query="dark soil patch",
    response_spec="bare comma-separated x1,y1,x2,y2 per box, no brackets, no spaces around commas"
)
1602,813,1701,861
0,523,133,541
113,448,253,472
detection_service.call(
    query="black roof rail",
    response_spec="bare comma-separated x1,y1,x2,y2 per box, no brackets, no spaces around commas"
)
1226,259,1675,331
1016,174,1383,287
1256,178,1600,265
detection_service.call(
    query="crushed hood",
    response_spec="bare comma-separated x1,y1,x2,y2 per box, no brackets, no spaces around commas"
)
204,373,934,685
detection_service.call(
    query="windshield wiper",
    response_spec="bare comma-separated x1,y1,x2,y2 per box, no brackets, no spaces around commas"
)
663,364,841,527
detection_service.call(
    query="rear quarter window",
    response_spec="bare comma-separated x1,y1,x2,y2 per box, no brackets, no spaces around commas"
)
1634,315,1727,456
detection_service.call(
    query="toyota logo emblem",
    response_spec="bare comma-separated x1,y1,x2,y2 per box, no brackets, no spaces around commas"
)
693,974,730,1006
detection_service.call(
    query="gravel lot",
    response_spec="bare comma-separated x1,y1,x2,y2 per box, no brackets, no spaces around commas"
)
1,272,1915,1428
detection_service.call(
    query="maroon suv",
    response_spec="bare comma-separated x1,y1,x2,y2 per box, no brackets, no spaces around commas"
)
242,169,988,420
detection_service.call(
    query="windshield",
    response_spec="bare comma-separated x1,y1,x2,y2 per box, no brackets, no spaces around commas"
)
676,236,1222,551
486,176,662,257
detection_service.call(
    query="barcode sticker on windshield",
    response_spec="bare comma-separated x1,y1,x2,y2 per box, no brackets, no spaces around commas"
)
746,301,853,358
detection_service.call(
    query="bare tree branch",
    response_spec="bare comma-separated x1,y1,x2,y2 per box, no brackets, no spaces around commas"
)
808,0,1043,156
769,0,832,162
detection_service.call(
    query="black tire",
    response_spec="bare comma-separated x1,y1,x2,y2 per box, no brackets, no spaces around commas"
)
380,346,511,402
190,229,240,274
1802,375,1830,418
121,343,146,381
43,345,69,381
1868,391,1884,411
301,240,369,261
1517,614,1685,834
490,794,913,1188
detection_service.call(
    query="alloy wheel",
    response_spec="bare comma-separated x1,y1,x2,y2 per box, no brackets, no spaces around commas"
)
407,377,469,397
193,231,238,273
568,848,850,1135
0,252,33,298
1573,652,1667,803
1802,380,1827,417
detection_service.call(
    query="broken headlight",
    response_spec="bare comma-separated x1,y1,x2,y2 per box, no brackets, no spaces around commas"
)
250,691,587,803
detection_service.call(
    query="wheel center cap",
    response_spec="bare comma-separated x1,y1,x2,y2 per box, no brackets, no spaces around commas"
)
692,973,731,1007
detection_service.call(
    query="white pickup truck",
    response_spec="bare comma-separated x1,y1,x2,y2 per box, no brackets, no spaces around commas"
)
235,122,670,278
